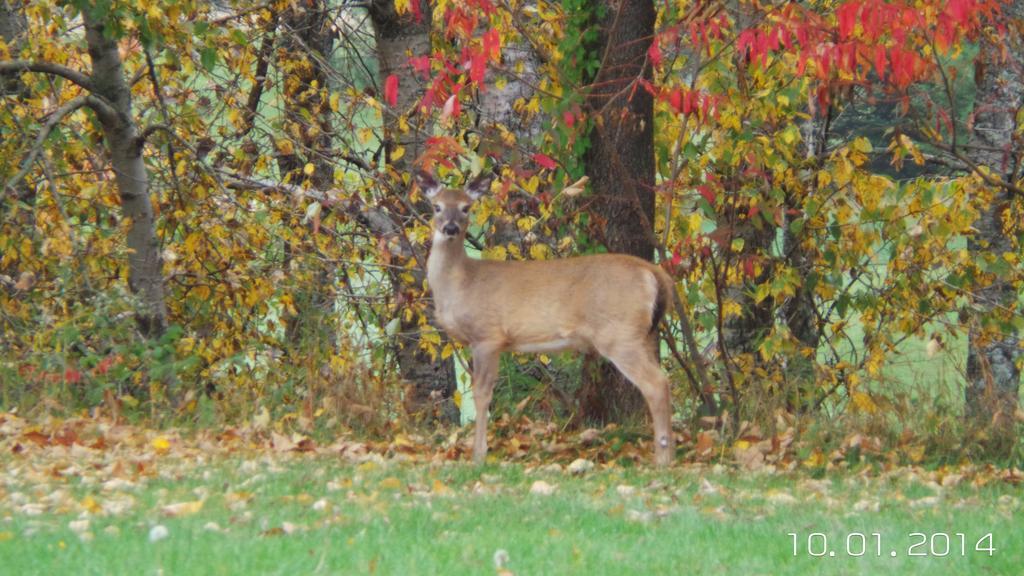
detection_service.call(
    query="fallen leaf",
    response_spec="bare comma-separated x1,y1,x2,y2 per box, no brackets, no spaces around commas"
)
68,519,90,534
271,432,295,452
530,480,557,495
432,478,452,495
766,491,797,505
695,431,716,459
151,436,171,455
148,525,169,542
910,496,940,508
567,458,594,475
578,428,601,444
161,500,204,517
698,478,719,496
493,548,510,569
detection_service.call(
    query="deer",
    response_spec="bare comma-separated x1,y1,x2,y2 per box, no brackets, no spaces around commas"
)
415,169,698,467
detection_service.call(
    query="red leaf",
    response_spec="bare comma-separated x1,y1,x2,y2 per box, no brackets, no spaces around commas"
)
648,40,662,66
384,74,399,107
743,256,757,278
410,55,431,76
946,0,971,24
837,1,860,40
469,52,486,84
683,90,695,115
562,110,575,127
669,88,682,114
737,29,756,60
532,153,558,170
873,45,887,80
697,185,716,204
482,29,501,61
64,368,82,384
410,0,422,22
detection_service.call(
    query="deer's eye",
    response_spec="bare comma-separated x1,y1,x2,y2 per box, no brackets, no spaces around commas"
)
460,205,470,214
432,204,441,214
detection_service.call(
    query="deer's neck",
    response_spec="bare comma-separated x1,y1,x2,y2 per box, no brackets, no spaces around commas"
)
426,235,470,300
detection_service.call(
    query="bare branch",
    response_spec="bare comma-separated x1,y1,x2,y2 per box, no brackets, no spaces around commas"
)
3,95,88,197
0,60,93,92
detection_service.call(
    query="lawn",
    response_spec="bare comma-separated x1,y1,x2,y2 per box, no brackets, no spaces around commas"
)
1,416,1020,575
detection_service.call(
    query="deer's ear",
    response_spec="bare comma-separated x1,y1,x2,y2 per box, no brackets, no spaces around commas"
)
465,173,493,200
414,170,441,198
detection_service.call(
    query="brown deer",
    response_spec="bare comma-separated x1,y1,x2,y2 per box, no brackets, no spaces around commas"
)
415,170,686,466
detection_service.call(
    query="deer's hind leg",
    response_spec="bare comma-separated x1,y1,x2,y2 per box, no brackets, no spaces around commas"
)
596,339,674,467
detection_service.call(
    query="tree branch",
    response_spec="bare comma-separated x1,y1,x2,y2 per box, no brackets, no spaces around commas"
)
3,95,89,197
84,94,119,125
0,60,94,92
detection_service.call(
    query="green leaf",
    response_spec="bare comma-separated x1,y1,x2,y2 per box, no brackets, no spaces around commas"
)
200,47,218,71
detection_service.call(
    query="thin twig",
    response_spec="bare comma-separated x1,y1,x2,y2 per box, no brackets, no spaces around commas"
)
3,95,88,196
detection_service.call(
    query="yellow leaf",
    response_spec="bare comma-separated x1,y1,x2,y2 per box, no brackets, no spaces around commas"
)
529,244,549,260
329,92,340,112
391,146,405,162
379,477,402,490
303,163,315,176
851,137,873,154
80,495,102,514
432,479,452,495
276,138,294,155
850,391,877,414
161,500,204,517
151,436,171,455
803,449,826,468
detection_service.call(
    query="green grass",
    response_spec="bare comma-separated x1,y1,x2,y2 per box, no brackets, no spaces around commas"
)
2,453,1020,575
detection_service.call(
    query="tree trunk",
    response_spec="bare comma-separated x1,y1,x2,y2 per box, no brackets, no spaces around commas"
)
369,0,459,424
83,9,167,338
0,0,27,96
964,0,1023,450
576,0,656,424
477,3,544,146
275,2,337,351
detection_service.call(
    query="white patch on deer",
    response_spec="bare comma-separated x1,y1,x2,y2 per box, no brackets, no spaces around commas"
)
513,338,574,353
644,270,660,319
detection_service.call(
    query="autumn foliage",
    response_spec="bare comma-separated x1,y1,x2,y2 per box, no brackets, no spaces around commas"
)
0,0,1021,460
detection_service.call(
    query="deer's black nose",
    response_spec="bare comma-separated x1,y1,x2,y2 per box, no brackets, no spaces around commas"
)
442,222,460,236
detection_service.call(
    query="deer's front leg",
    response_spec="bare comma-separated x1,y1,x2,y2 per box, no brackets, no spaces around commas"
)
470,344,501,464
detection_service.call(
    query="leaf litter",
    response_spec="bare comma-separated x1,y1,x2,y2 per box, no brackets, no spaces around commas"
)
1,410,1022,546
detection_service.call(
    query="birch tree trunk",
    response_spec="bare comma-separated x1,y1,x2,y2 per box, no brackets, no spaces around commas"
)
964,1,1023,449
369,0,459,424
83,8,168,337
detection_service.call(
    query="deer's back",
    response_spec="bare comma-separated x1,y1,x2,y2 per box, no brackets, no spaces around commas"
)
448,253,664,351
